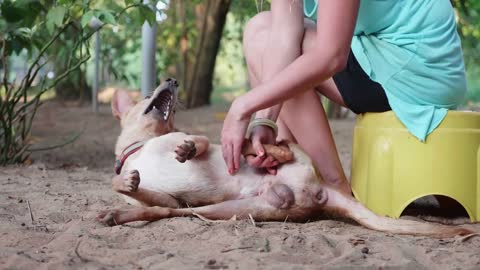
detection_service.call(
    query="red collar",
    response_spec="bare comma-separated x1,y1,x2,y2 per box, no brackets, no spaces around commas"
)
114,141,145,174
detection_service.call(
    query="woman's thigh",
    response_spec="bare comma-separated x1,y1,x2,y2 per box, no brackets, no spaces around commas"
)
244,14,390,113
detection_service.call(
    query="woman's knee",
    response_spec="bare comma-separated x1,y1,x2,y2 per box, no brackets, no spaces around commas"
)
243,12,271,71
244,10,306,52
243,11,271,47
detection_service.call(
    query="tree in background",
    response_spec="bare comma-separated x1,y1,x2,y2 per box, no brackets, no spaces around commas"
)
96,0,232,108
155,0,233,108
451,0,480,102
0,0,155,165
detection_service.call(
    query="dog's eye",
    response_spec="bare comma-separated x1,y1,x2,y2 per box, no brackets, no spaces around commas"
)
145,95,150,99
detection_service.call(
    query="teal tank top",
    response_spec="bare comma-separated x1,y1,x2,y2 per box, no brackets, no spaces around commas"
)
304,0,467,141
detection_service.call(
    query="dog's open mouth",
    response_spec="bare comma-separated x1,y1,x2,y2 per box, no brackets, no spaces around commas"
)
144,90,172,120
143,79,177,121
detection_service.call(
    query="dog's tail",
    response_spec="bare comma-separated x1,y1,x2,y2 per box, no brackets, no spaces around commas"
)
324,187,476,238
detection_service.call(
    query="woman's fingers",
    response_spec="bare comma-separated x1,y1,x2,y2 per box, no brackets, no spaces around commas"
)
260,155,278,168
263,156,278,175
222,142,234,174
232,138,243,172
246,154,266,167
220,98,250,175
246,154,279,175
252,135,266,156
266,167,277,175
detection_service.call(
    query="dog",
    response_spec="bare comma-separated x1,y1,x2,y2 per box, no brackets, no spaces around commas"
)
98,78,474,238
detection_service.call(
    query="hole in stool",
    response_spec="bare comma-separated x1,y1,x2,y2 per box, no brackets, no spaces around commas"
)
401,195,469,223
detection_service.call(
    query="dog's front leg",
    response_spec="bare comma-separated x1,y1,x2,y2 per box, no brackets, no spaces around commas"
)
112,170,180,208
174,135,209,163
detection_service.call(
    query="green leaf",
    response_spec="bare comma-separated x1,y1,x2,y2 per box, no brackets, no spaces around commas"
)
7,29,32,55
139,5,156,27
124,0,135,5
0,19,6,33
51,6,66,26
46,6,66,33
1,0,25,23
14,27,32,39
99,11,116,25
13,0,43,27
81,10,95,28
58,0,72,5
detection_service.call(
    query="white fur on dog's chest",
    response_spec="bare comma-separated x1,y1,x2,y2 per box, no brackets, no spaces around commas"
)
125,137,253,204
122,135,315,206
128,150,212,195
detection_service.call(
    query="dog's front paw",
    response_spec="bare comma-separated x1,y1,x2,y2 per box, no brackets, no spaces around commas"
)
175,140,196,163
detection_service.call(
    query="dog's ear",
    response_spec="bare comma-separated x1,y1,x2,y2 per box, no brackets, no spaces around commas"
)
112,89,134,120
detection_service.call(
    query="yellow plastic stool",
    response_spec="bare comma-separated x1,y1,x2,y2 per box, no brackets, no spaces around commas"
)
350,111,480,221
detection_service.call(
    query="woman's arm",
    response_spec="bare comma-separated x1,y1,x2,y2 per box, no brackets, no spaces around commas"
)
221,0,359,174
237,0,359,118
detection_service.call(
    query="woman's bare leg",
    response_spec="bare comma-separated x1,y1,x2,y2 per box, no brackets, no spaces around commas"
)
243,10,352,195
243,1,304,143
279,90,351,194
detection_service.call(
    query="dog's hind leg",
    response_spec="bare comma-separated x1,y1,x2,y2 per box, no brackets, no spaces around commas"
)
112,169,180,208
98,184,300,226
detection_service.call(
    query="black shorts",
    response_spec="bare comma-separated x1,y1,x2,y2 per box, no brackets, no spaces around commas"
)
333,51,391,114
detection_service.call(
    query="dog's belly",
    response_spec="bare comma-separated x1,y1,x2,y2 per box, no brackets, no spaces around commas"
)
124,141,319,207
127,145,266,205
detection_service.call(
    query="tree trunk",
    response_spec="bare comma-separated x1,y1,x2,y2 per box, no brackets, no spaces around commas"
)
186,0,231,108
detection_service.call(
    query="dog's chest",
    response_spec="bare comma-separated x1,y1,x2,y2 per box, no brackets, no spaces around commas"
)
127,150,213,193
124,141,245,203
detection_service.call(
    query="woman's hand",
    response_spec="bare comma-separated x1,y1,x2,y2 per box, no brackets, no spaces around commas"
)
221,99,250,175
245,125,279,175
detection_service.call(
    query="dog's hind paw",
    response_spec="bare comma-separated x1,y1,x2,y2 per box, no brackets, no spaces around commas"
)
97,210,121,226
124,170,140,192
113,170,140,193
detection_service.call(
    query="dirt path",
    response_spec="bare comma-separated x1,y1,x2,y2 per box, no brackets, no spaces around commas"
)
1,101,479,270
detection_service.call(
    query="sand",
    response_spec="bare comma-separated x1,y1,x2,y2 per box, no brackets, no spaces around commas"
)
1,101,479,270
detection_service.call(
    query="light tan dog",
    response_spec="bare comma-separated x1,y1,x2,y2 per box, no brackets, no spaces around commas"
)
98,78,474,238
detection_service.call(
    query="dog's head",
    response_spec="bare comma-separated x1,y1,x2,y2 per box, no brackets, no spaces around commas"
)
112,78,179,155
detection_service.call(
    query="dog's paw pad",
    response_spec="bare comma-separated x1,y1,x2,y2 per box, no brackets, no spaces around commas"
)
175,140,196,163
97,210,120,226
123,170,140,192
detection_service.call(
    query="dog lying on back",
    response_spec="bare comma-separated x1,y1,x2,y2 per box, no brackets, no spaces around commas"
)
98,78,474,238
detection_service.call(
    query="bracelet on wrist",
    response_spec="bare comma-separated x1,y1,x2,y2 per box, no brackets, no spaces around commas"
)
245,118,278,139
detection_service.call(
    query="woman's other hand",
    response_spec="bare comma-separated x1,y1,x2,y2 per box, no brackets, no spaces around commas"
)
221,99,250,175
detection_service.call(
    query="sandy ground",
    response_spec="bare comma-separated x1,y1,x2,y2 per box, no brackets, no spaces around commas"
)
1,101,480,270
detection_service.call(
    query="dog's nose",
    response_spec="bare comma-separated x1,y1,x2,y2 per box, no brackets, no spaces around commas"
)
165,78,179,88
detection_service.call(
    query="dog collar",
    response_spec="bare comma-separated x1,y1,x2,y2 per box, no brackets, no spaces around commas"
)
114,141,145,175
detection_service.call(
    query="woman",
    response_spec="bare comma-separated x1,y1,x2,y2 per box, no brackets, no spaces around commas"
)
221,0,466,195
